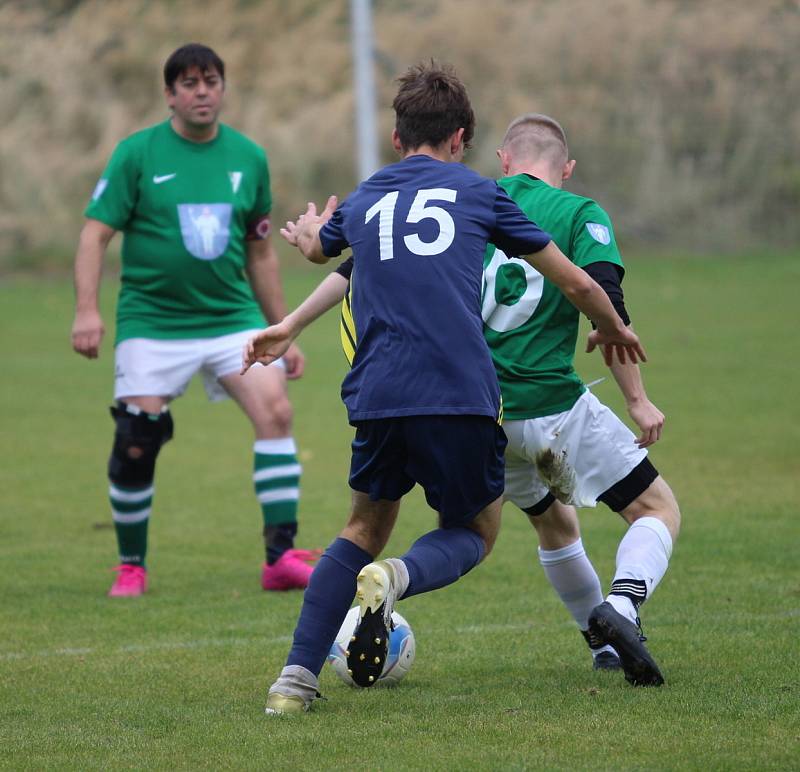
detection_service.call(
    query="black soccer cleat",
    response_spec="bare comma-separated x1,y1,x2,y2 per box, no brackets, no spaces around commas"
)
588,602,664,686
346,562,396,687
346,606,389,687
581,629,622,671
593,649,623,671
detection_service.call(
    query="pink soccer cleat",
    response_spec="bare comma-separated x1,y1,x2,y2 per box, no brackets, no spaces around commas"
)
108,564,148,597
261,549,319,591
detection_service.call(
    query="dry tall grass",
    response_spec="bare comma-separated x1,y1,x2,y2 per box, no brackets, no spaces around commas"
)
1,0,798,266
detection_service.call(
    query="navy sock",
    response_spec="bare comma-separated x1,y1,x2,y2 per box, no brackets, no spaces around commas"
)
285,537,373,676
401,527,485,598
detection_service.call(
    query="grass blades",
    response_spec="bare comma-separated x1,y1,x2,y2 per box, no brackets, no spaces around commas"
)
1,255,798,769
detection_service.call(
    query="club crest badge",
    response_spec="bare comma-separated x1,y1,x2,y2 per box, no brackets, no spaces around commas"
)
586,222,611,245
178,203,232,260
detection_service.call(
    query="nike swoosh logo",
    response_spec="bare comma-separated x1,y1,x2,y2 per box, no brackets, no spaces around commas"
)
153,173,177,184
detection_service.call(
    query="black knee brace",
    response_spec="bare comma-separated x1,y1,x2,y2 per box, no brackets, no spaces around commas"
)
108,401,174,487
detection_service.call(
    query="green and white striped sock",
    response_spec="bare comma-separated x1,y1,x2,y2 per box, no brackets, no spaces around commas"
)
253,438,301,564
109,482,152,566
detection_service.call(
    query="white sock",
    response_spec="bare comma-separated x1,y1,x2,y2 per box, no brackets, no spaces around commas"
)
608,516,672,623
538,539,604,631
383,557,410,599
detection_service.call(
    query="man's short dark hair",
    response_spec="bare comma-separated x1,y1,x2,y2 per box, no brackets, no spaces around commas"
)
392,61,475,152
163,44,225,92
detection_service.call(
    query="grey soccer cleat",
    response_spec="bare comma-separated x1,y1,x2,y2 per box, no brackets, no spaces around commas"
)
588,602,664,686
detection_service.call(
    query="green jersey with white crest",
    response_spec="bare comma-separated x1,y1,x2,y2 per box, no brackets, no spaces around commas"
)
482,174,624,419
85,120,271,344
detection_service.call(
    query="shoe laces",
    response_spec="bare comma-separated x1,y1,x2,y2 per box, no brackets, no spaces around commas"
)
635,616,647,643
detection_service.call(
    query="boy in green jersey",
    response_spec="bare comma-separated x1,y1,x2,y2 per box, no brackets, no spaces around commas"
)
71,44,318,597
486,114,681,686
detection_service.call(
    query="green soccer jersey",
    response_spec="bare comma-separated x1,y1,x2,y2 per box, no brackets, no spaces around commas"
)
482,174,624,419
85,120,271,343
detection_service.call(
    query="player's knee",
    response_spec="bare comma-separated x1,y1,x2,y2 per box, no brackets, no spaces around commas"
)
254,393,293,436
527,500,582,549
623,476,681,542
108,401,174,486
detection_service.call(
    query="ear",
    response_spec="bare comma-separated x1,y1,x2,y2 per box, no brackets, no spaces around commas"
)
497,148,511,176
450,127,465,156
164,85,176,109
391,128,403,155
562,159,576,182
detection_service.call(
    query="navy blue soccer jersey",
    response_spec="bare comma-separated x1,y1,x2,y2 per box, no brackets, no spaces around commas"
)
319,154,552,423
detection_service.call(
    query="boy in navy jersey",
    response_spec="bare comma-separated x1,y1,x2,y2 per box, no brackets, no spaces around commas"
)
248,62,646,714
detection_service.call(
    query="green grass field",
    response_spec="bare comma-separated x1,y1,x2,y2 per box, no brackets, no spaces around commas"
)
1,254,798,770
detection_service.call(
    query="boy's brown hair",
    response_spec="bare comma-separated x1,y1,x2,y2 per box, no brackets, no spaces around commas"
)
392,61,475,152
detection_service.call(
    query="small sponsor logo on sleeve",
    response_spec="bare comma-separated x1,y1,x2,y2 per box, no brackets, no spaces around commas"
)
92,179,109,201
586,222,611,245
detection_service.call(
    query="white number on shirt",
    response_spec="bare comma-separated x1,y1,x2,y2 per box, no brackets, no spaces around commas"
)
365,188,457,261
482,247,544,331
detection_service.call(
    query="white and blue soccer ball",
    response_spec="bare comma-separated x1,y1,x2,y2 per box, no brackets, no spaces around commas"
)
327,606,416,686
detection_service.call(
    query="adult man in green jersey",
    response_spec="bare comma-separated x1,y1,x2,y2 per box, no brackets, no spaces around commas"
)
71,44,318,597
485,113,681,686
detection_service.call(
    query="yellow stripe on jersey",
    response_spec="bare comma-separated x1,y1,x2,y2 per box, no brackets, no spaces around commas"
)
498,395,504,425
340,281,357,366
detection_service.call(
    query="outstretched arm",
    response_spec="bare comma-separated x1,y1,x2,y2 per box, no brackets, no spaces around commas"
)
521,241,646,365
245,232,304,379
71,218,116,359
242,270,349,373
280,196,338,264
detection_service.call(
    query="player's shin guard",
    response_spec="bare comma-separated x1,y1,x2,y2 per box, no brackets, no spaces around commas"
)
285,537,373,676
400,527,485,598
107,402,174,566
253,438,301,563
607,516,672,622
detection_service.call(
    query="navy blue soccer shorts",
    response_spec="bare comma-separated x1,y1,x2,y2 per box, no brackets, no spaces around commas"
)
348,415,507,527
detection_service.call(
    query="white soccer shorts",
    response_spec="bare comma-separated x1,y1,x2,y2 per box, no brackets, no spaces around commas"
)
502,389,648,510
114,329,284,403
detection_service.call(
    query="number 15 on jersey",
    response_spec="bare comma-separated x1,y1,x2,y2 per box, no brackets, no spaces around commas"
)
365,188,457,262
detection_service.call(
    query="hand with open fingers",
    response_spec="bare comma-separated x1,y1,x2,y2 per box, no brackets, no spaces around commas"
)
241,323,294,374
627,398,665,448
279,196,338,257
71,309,105,359
585,326,647,366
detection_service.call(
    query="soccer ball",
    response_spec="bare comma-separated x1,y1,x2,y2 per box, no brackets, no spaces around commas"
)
327,606,416,686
